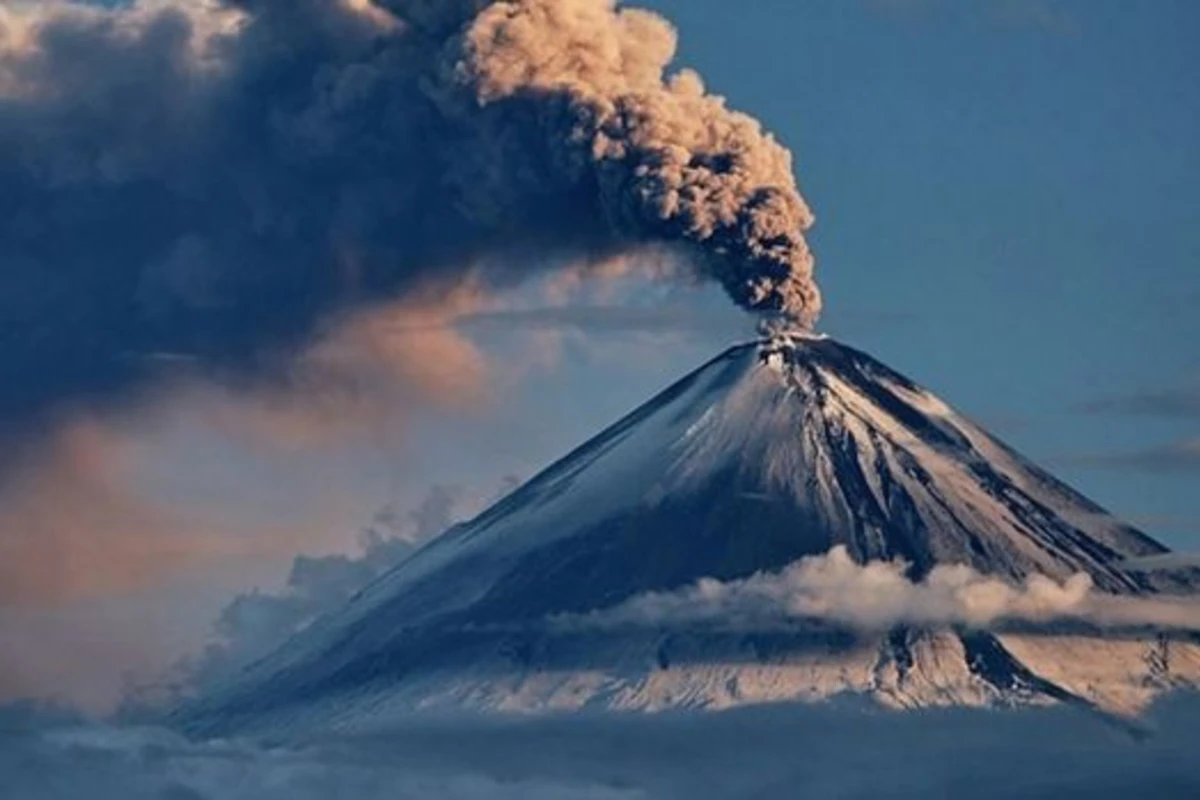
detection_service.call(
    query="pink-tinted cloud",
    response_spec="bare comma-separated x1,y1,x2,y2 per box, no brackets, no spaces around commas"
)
0,420,344,607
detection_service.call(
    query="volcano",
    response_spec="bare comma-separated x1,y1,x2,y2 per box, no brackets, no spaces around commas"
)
184,333,1200,733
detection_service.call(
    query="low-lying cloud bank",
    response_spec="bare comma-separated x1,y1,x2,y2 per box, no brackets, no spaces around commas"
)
554,546,1200,633
3,695,1200,799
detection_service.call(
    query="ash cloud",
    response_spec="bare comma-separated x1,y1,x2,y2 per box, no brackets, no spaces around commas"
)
554,546,1200,633
0,0,819,453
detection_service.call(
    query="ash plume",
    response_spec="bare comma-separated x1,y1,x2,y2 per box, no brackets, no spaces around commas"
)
0,0,819,453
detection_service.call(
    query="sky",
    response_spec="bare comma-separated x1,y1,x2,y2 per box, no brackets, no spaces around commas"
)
0,0,1197,712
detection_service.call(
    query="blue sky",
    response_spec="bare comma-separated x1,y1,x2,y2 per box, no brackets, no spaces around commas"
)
3,0,1197,711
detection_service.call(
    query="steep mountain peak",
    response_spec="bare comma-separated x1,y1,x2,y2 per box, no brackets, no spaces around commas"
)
474,331,1165,593
181,336,1199,733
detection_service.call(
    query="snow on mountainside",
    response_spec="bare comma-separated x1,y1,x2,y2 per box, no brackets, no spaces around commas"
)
180,333,1200,734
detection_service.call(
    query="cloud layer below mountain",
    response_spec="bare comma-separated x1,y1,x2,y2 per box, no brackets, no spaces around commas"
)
3,695,1200,799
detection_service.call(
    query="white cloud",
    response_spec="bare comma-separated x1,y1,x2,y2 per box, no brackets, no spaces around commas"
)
553,546,1200,633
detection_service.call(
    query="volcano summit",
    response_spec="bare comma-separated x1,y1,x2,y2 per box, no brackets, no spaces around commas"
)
184,333,1200,733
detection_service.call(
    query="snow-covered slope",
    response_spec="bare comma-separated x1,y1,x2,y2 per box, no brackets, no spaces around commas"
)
181,333,1200,733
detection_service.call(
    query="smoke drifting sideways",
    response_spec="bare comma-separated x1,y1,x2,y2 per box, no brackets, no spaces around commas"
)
0,0,819,454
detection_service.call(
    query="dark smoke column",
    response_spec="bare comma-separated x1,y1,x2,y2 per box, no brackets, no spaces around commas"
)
436,0,822,327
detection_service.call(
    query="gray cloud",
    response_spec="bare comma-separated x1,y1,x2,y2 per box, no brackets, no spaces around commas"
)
460,303,744,336
0,0,820,460
1064,438,1200,474
0,715,639,800
1080,382,1200,419
4,695,1200,799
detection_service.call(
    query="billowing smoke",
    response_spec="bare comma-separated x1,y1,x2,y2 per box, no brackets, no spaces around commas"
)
0,0,818,452
554,546,1200,633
